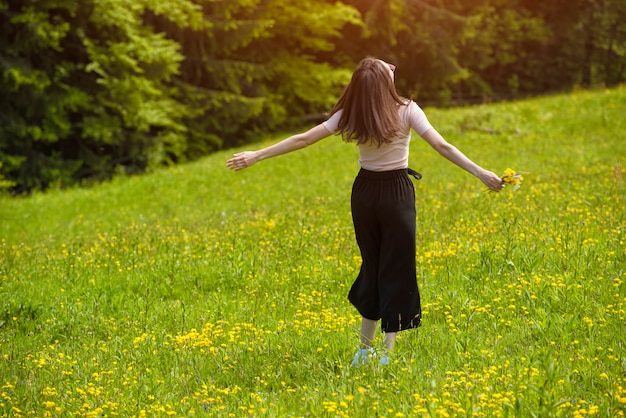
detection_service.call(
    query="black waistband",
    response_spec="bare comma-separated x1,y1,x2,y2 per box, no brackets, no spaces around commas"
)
357,168,422,180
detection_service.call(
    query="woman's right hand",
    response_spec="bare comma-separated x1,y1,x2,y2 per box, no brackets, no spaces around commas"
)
478,169,504,192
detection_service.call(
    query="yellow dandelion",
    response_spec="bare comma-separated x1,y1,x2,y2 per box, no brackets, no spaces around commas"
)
501,168,525,191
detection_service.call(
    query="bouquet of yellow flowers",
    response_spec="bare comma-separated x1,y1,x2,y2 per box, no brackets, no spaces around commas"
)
501,168,524,191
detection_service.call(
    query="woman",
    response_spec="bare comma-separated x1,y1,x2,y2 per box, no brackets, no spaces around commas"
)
226,57,503,366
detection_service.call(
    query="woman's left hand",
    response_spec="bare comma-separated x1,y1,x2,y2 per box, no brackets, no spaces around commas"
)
226,151,259,171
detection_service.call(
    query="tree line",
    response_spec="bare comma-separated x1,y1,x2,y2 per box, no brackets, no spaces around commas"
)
1,0,624,192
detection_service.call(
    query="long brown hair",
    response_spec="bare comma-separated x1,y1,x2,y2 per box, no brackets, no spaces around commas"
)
329,57,407,146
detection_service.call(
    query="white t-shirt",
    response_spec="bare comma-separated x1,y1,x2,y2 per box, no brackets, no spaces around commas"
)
323,101,434,171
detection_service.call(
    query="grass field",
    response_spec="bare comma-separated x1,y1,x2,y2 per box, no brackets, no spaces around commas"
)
1,87,625,417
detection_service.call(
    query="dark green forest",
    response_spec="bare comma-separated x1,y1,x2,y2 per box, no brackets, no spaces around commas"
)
1,0,625,192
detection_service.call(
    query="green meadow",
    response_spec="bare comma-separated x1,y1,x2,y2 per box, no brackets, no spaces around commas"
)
1,87,625,417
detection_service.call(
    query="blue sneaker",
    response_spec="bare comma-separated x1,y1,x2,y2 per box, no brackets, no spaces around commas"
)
379,355,389,365
351,348,374,367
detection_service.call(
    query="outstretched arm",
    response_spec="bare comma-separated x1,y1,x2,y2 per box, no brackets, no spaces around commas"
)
421,129,503,192
226,124,332,171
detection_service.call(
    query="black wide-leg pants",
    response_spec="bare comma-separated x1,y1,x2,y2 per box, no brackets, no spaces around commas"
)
349,168,422,333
